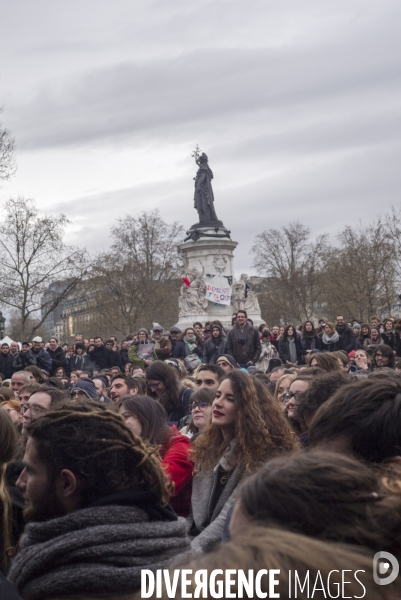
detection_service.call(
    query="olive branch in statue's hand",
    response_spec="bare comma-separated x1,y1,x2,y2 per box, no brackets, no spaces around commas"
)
192,145,201,162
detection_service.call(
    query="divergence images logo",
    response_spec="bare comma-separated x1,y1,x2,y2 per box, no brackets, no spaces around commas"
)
373,552,399,586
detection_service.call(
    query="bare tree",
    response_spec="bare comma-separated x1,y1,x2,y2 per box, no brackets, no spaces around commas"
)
89,210,184,335
0,197,92,340
252,222,327,323
0,107,17,181
321,222,398,321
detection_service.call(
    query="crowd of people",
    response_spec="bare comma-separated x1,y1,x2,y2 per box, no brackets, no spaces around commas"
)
0,309,401,599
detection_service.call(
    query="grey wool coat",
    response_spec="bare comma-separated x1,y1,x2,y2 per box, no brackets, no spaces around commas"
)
189,441,245,553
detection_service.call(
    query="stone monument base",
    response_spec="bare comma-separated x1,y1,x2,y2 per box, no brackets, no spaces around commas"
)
176,226,264,330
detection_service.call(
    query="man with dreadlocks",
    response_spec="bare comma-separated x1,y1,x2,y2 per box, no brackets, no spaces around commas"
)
9,404,189,600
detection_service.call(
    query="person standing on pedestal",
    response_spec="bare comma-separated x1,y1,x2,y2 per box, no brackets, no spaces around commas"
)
226,310,261,368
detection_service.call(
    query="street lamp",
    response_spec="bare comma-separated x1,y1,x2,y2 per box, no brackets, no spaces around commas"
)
0,311,5,338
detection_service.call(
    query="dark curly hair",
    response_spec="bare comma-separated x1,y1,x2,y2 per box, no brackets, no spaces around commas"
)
26,403,171,506
192,370,297,474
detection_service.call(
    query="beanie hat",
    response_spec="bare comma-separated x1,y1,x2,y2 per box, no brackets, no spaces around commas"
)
75,343,85,351
216,354,238,369
71,379,98,399
93,375,109,387
137,328,149,337
352,324,361,330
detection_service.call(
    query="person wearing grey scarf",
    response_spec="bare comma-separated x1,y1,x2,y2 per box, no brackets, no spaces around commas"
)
8,405,190,600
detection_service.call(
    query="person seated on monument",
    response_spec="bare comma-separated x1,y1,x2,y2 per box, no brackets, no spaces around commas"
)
203,324,227,364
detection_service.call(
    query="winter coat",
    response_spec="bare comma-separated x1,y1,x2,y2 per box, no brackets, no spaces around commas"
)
381,331,401,354
88,346,114,371
118,348,129,369
0,353,14,379
47,346,66,376
255,340,279,372
68,353,92,374
355,336,371,351
203,336,227,364
189,440,245,553
12,350,37,373
168,335,178,356
128,342,158,369
278,337,303,364
162,427,193,517
335,325,357,353
31,348,52,373
165,387,194,427
8,491,189,600
300,334,322,355
226,325,262,366
320,336,342,353
152,336,172,360
172,341,203,361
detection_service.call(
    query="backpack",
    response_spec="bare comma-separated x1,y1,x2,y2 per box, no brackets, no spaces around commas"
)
184,353,202,372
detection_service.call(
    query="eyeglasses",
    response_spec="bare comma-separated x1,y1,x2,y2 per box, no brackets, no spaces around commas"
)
71,390,87,398
190,401,211,411
282,391,303,403
146,381,163,390
21,404,48,416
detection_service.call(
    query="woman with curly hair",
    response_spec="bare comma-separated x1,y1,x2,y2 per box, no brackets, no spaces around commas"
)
189,370,297,552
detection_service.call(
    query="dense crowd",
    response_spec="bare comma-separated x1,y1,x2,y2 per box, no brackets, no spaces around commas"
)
0,309,401,599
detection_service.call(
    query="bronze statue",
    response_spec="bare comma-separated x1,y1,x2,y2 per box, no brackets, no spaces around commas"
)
194,153,219,224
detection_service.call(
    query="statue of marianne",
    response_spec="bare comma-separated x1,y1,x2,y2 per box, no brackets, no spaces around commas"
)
194,153,219,223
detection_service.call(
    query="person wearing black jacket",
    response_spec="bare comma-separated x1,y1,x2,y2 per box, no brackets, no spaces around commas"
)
335,315,356,353
118,340,130,370
0,344,14,380
68,343,92,374
105,339,121,368
12,343,37,372
47,337,66,376
88,337,114,371
278,325,303,366
203,324,227,364
299,321,321,362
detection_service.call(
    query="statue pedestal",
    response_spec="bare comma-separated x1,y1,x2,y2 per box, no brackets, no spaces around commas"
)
176,226,264,330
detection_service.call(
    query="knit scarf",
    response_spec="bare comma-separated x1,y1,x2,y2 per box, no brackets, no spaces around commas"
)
183,336,197,354
287,337,297,363
322,331,340,344
8,504,189,600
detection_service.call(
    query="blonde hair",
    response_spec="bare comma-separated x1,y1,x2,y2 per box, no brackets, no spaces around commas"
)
273,374,297,402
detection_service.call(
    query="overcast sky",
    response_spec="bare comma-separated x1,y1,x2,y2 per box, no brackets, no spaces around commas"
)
1,0,400,273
